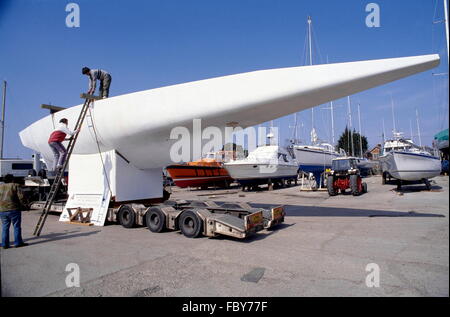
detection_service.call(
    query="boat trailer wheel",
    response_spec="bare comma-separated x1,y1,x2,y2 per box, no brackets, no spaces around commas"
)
118,205,136,228
179,210,203,238
146,207,166,233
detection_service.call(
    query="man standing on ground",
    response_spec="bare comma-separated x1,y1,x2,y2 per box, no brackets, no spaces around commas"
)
82,67,112,99
0,174,28,249
48,118,79,172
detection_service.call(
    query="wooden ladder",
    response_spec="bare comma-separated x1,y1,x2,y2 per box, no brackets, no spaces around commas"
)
33,94,100,236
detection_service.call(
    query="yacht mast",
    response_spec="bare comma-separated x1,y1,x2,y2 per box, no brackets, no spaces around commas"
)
0,80,6,159
416,109,422,147
294,113,298,141
330,100,335,145
444,0,449,64
409,120,414,142
347,96,354,156
391,95,397,135
382,118,386,144
307,16,315,132
357,103,363,158
290,113,299,143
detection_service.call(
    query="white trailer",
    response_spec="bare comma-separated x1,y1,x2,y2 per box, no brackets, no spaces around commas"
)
0,159,34,180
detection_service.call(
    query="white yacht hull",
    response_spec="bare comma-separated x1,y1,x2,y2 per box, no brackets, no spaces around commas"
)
225,163,298,184
294,146,340,174
380,151,441,181
20,54,439,170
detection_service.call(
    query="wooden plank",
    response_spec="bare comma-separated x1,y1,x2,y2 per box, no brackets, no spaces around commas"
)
41,104,66,113
68,221,94,226
80,93,102,101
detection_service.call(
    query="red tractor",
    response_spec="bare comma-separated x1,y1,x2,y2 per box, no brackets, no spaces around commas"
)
326,157,367,196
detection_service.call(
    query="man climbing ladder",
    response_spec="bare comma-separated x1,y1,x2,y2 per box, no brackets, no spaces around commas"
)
48,118,79,172
33,94,99,236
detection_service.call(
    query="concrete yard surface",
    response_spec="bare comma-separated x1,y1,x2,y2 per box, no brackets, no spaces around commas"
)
1,175,448,297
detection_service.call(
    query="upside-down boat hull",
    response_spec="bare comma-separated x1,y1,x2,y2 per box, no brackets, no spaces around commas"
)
19,54,440,171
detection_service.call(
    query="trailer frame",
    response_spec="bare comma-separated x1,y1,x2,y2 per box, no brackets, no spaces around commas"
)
30,199,285,239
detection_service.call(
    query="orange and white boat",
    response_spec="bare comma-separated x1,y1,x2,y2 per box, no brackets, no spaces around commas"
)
166,151,239,188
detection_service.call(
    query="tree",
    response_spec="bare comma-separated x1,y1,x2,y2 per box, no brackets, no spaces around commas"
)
336,127,368,157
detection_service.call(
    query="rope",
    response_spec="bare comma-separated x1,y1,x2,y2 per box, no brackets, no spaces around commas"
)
87,104,113,197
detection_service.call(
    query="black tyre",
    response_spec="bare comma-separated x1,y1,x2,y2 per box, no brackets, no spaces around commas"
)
118,205,136,228
179,210,203,238
28,169,37,177
327,175,337,196
397,179,402,190
382,172,387,185
362,182,368,193
350,175,360,196
146,207,166,233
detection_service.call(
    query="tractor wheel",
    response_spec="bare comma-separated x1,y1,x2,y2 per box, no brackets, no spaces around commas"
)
350,175,360,196
327,175,337,196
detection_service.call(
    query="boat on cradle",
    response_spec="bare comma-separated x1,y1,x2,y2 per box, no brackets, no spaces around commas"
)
166,152,236,189
293,142,341,185
224,145,299,190
354,157,377,176
379,133,441,189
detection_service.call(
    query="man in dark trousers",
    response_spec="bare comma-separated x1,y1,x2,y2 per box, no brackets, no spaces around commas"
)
82,67,112,99
0,174,28,249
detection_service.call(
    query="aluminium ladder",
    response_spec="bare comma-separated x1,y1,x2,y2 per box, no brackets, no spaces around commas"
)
33,94,97,236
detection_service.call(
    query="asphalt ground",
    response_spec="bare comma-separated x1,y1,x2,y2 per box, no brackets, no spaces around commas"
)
1,175,448,297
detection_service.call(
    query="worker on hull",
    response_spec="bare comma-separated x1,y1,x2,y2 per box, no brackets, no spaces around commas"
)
82,67,112,99
48,118,78,171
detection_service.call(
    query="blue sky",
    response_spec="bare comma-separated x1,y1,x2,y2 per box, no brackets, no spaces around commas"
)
0,0,448,159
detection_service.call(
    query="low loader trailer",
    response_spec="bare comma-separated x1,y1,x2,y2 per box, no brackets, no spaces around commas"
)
31,199,285,239
29,147,285,239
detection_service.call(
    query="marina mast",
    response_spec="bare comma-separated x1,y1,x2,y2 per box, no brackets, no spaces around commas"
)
1,80,6,159
357,103,363,158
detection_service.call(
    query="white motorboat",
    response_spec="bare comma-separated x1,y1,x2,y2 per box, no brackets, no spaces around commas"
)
293,142,341,179
224,145,299,188
379,134,441,186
